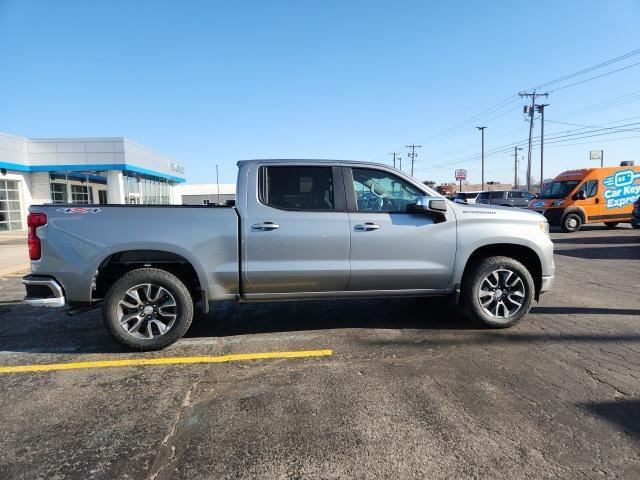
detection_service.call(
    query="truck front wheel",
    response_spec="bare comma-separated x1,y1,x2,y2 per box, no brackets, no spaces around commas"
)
461,256,534,328
103,268,194,351
561,212,582,233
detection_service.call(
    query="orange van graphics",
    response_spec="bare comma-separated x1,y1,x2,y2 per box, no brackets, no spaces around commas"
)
528,164,640,232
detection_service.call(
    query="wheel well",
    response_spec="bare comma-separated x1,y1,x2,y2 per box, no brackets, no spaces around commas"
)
563,208,585,223
93,250,202,301
462,244,542,299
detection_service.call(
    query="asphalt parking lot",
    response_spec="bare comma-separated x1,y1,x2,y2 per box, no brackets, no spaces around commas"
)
0,226,638,479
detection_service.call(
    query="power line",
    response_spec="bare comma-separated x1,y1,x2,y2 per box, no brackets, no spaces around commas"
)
550,61,640,93
525,48,640,91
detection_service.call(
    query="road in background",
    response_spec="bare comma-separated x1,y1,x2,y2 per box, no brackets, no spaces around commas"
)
0,226,638,479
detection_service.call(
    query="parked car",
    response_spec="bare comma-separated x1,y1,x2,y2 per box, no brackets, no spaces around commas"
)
23,160,554,350
632,197,640,229
528,162,640,232
476,190,535,208
453,191,481,204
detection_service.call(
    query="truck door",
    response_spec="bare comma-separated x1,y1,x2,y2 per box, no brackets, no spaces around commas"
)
344,167,457,292
242,165,351,295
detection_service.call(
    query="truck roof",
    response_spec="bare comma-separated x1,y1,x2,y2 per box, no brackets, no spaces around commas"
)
236,159,394,169
555,165,640,179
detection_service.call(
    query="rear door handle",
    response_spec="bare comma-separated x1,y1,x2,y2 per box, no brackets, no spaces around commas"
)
354,222,380,231
251,222,280,231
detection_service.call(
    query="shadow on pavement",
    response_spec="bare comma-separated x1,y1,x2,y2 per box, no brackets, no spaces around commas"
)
531,306,640,316
581,399,640,440
3,297,640,355
553,235,640,245
187,297,472,338
0,298,473,354
554,245,639,260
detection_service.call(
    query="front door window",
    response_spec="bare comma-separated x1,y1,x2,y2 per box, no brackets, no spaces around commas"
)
352,168,423,213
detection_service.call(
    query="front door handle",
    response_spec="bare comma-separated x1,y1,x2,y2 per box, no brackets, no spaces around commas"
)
354,222,380,231
252,222,280,231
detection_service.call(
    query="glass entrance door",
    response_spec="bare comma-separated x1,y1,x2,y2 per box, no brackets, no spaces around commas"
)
0,180,22,231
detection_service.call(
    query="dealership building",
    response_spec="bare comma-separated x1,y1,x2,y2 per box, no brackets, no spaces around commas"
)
0,133,185,231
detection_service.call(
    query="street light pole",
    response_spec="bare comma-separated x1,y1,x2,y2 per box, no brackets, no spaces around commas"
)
536,104,549,192
216,164,220,204
477,126,487,190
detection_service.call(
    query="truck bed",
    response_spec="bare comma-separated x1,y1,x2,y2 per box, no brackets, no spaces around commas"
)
28,204,239,303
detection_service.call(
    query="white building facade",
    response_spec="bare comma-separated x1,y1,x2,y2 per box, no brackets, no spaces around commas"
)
0,133,185,231
177,183,237,205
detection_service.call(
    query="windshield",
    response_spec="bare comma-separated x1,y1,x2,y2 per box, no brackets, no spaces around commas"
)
538,180,580,199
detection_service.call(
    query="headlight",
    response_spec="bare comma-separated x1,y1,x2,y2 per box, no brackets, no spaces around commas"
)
551,200,565,207
539,221,550,235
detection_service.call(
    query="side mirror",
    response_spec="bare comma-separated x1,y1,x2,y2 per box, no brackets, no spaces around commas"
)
573,191,586,200
407,196,448,216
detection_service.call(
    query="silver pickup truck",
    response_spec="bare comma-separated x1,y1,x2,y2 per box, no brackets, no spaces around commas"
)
23,160,554,350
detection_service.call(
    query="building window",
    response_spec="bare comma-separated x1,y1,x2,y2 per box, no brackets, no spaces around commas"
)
50,183,68,204
124,172,171,205
98,190,108,204
71,185,93,204
0,180,22,231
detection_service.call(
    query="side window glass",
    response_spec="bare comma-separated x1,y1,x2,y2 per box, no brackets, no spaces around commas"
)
352,168,423,213
577,180,598,198
510,191,523,199
261,166,334,210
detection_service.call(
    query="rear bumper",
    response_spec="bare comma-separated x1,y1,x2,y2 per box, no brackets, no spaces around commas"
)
22,275,66,308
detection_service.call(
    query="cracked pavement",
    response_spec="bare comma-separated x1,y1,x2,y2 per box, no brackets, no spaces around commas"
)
0,225,638,479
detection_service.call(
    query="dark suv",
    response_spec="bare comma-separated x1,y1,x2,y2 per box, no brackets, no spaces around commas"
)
476,190,535,208
632,197,640,229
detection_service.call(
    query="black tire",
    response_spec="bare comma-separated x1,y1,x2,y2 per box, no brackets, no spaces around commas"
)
561,212,582,233
604,222,619,229
103,268,194,351
632,222,640,230
460,256,535,329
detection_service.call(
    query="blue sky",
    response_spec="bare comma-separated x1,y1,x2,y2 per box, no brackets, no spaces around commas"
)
1,0,640,185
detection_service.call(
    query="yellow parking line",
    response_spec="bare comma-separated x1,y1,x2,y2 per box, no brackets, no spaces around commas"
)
0,349,333,374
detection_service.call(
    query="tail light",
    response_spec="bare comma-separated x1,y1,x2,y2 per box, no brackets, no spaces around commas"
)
27,213,47,260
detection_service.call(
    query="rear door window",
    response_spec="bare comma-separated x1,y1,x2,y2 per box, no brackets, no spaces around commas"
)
260,166,335,211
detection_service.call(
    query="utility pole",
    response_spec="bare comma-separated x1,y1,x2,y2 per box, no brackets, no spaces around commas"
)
405,145,421,177
216,164,220,204
389,152,401,169
535,103,549,192
513,146,522,189
476,126,487,190
519,91,549,191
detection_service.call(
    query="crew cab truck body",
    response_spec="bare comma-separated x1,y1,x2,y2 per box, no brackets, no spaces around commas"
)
24,160,555,350
528,163,640,232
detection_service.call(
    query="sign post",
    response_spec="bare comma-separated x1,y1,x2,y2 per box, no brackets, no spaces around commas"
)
455,169,467,192
589,150,604,167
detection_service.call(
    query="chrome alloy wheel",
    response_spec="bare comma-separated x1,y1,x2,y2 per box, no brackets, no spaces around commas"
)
117,283,177,339
477,269,526,319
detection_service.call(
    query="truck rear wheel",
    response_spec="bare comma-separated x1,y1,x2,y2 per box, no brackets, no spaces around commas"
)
103,268,194,351
561,212,582,233
461,256,534,328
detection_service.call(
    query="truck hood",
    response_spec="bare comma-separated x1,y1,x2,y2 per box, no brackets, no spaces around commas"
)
450,201,546,222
